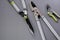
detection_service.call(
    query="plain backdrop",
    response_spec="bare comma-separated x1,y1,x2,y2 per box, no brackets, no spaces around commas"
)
0,0,60,40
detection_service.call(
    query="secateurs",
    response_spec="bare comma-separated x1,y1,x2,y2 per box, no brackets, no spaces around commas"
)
46,4,60,22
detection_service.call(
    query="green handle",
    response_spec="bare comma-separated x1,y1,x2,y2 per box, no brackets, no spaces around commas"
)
48,12,58,22
24,15,28,19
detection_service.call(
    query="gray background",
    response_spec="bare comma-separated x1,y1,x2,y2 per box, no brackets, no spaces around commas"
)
0,0,60,40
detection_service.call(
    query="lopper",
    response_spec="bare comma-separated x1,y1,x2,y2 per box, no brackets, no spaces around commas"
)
8,0,34,35
30,1,60,40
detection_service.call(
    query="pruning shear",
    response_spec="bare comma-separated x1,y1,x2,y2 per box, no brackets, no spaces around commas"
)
46,5,60,22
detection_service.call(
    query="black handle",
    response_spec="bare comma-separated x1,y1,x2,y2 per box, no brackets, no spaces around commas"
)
19,11,34,33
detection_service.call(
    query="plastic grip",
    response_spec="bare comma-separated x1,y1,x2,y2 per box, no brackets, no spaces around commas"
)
48,12,58,22
10,1,15,5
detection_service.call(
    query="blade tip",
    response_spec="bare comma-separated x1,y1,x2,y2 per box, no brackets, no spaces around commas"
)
46,4,50,10
31,1,36,7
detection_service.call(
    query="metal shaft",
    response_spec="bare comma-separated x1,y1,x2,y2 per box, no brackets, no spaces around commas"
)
34,12,46,40
41,15,60,40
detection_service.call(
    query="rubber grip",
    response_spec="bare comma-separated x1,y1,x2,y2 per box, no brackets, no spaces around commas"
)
48,12,58,22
